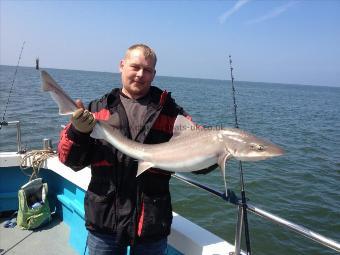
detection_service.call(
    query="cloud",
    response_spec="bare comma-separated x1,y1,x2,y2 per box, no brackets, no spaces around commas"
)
246,1,298,25
219,0,250,24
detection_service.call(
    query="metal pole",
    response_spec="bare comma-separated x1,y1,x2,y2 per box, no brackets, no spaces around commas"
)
234,205,244,255
172,173,340,253
6,121,23,153
16,121,22,153
174,173,225,199
246,203,340,252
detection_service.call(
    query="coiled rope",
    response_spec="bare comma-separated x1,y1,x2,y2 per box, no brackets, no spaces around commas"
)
20,149,56,181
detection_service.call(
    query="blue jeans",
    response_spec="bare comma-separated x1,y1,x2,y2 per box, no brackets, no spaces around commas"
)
86,231,167,255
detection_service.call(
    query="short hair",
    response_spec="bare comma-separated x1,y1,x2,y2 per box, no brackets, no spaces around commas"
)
125,44,157,66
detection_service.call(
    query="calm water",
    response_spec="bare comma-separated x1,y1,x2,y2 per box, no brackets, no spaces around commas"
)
1,65,339,255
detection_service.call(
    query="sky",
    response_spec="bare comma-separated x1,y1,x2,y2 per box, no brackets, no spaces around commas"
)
1,0,339,87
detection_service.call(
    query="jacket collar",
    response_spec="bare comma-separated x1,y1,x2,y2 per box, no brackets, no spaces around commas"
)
107,86,168,111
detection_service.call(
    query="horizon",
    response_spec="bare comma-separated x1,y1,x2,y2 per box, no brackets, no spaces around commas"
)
2,64,338,89
1,0,339,87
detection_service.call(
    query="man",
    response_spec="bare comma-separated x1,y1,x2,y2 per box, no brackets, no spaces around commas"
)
58,44,211,255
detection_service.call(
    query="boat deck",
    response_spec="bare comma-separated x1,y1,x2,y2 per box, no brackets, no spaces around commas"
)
0,152,238,255
0,212,77,255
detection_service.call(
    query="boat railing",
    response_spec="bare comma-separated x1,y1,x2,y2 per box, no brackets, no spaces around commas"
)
0,120,23,153
1,120,339,253
173,173,340,254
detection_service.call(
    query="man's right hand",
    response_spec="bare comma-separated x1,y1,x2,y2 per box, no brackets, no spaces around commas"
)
71,101,96,133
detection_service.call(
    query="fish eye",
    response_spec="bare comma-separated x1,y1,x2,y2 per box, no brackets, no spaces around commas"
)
250,143,265,151
257,145,265,151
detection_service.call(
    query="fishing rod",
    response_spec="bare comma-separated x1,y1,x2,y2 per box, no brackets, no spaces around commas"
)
228,55,252,255
0,41,26,130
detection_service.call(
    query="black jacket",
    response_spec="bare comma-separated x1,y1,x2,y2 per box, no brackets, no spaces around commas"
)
58,86,186,245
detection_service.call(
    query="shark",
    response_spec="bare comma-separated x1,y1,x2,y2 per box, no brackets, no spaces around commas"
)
41,70,284,192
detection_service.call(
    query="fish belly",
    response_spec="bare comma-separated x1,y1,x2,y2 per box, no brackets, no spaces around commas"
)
153,154,217,172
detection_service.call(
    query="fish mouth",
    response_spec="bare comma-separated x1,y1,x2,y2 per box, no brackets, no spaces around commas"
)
270,145,285,156
258,145,285,159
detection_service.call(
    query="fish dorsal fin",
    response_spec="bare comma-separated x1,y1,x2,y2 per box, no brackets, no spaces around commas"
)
106,112,121,128
171,115,197,139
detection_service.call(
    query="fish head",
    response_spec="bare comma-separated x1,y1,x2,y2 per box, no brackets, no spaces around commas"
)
220,129,284,161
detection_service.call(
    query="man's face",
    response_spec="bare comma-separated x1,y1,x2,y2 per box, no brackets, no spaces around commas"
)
120,48,156,99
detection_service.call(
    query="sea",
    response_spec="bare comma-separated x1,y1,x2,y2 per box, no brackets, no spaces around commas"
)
0,65,339,255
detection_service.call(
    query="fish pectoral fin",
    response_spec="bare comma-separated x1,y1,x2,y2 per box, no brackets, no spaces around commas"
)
218,153,231,195
137,161,154,177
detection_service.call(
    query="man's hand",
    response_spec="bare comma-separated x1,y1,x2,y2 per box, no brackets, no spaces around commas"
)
71,100,96,133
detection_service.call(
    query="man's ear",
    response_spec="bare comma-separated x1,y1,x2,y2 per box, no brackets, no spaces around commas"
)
119,60,125,72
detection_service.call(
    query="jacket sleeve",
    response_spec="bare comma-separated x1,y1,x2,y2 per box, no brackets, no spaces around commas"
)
58,122,93,171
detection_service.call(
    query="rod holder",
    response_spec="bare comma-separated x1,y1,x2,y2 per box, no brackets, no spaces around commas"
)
43,138,52,150
5,121,23,153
